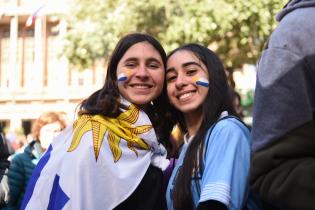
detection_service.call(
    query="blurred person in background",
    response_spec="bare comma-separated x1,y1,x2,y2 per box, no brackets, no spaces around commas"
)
0,125,11,208
5,132,23,153
250,0,315,209
230,89,244,120
4,111,67,210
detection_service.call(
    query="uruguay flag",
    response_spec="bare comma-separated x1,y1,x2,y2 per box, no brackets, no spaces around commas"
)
21,100,169,210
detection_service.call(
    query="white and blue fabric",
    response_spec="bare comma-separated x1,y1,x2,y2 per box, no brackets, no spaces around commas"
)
22,99,169,210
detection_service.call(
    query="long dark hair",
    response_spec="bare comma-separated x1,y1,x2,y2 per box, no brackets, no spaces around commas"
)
169,44,237,210
79,32,174,144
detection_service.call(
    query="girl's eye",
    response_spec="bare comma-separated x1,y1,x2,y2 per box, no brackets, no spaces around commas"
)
166,75,177,83
187,69,197,76
148,62,160,69
125,62,137,68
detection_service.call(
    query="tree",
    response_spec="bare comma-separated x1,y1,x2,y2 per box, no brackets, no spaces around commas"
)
61,0,286,70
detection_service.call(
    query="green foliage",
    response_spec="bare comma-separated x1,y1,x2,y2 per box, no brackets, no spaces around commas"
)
62,0,287,70
241,90,255,107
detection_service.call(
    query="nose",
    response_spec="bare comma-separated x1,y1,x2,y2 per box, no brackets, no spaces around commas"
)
175,73,188,89
135,64,149,79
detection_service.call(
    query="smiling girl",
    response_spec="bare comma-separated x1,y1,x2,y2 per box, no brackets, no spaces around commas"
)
22,33,174,210
165,44,251,210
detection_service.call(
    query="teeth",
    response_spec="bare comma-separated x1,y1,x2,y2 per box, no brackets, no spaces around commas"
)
133,85,150,89
179,92,193,100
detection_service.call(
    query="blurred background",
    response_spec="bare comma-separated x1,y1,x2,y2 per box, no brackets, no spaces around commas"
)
0,0,286,150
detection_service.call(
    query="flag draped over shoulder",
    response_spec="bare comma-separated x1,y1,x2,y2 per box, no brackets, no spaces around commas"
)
22,99,169,210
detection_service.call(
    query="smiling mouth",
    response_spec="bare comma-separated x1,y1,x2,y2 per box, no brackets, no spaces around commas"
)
130,84,153,89
177,90,196,101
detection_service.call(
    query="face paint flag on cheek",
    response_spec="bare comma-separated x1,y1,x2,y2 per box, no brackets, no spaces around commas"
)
118,70,131,82
193,76,209,87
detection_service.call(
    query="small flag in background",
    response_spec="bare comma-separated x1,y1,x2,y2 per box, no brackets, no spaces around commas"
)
25,5,45,27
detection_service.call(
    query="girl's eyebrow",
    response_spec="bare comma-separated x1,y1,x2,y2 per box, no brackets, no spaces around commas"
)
182,61,202,68
124,57,162,64
184,61,207,73
166,67,175,74
146,57,162,64
166,61,203,73
124,57,137,63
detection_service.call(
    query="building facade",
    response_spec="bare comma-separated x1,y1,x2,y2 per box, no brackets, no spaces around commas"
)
0,0,105,136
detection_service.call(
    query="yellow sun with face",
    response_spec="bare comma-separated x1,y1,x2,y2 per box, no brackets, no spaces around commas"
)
67,104,152,162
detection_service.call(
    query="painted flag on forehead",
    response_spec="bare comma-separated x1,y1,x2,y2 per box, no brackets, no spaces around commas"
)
21,98,169,210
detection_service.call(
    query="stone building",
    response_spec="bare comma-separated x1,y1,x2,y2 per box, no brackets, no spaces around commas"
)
0,0,105,137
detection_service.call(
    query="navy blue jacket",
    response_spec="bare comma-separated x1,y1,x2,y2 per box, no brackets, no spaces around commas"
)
5,141,40,210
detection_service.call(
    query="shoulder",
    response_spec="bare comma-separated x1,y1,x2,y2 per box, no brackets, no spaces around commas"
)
269,8,315,55
280,7,315,27
205,117,251,148
211,117,249,135
10,153,26,163
11,148,33,165
276,7,315,34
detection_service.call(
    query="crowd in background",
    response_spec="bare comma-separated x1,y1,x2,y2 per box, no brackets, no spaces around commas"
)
0,111,68,209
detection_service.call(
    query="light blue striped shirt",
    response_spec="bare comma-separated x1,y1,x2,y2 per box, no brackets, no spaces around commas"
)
166,117,251,210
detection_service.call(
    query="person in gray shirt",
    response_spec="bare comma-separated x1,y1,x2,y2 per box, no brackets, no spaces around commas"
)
250,0,315,209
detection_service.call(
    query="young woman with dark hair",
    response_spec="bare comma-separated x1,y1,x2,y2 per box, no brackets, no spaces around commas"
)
78,32,173,150
165,44,251,210
22,33,174,210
